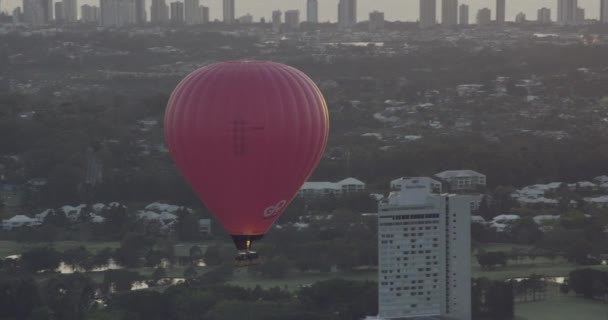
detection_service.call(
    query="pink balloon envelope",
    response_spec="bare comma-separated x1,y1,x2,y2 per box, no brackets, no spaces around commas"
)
164,61,329,251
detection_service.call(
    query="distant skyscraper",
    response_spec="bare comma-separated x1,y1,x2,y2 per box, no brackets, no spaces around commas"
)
12,7,22,23
602,0,608,23
134,0,145,24
45,0,52,21
285,9,299,30
515,12,526,23
419,0,436,28
369,10,384,32
23,0,52,26
337,0,356,29
442,0,457,27
150,0,169,23
43,0,52,22
54,1,64,21
459,4,469,25
496,0,505,23
378,177,472,320
307,0,318,23
557,0,578,25
200,5,209,22
170,1,183,23
223,0,234,23
537,7,551,23
272,9,281,32
184,0,199,24
81,4,99,22
62,0,77,22
100,0,136,27
477,7,491,26
576,6,585,21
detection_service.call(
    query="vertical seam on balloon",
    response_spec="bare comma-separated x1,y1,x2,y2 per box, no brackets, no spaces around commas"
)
271,63,304,216
306,74,330,166
166,70,200,169
174,70,205,172
265,63,293,232
172,65,219,179
284,67,317,191
310,76,330,166
242,62,263,235
206,63,240,234
257,63,275,234
288,67,327,186
183,65,222,187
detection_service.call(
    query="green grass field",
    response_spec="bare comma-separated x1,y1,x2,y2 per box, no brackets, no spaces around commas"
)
515,284,608,320
228,269,377,291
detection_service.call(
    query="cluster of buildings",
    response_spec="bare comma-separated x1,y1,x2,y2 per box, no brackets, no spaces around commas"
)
301,173,480,319
0,202,212,235
420,0,608,28
512,176,608,208
298,170,486,199
11,0,211,27
6,0,608,29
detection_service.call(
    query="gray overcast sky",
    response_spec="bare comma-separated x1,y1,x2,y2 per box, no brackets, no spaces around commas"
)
1,0,601,21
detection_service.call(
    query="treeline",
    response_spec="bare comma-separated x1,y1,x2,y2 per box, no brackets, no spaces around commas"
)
4,204,210,243
0,271,517,320
562,269,608,301
0,275,378,320
472,278,515,320
314,133,608,191
474,214,608,267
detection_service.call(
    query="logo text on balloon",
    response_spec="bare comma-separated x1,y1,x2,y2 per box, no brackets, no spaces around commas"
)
263,200,287,219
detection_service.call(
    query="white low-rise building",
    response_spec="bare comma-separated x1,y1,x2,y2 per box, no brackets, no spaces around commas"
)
145,202,192,213
2,215,41,230
391,177,442,194
584,195,608,208
298,177,365,197
594,175,608,185
471,216,486,224
434,170,486,192
512,183,562,206
198,219,211,235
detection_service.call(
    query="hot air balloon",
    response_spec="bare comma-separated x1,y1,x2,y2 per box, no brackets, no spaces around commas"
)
164,61,329,265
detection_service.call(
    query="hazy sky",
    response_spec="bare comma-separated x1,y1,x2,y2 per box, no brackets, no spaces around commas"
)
1,0,602,21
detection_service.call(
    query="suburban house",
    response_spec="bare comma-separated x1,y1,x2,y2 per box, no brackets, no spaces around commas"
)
298,177,366,198
391,177,442,193
434,170,487,191
2,215,41,230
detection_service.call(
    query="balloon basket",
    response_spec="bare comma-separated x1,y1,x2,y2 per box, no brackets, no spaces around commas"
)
234,251,261,267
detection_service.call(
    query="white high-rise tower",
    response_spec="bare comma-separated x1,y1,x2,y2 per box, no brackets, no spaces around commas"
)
419,0,436,28
557,0,578,25
306,0,318,23
378,177,472,320
442,0,458,27
337,0,356,29
223,0,234,23
602,0,608,23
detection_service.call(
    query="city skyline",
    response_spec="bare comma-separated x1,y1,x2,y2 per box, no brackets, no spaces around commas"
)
2,0,603,21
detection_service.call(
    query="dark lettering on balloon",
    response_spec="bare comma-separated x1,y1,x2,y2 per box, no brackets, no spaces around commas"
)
231,120,265,157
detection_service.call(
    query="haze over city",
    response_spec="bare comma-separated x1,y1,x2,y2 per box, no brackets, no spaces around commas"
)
3,0,608,318
0,0,603,21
